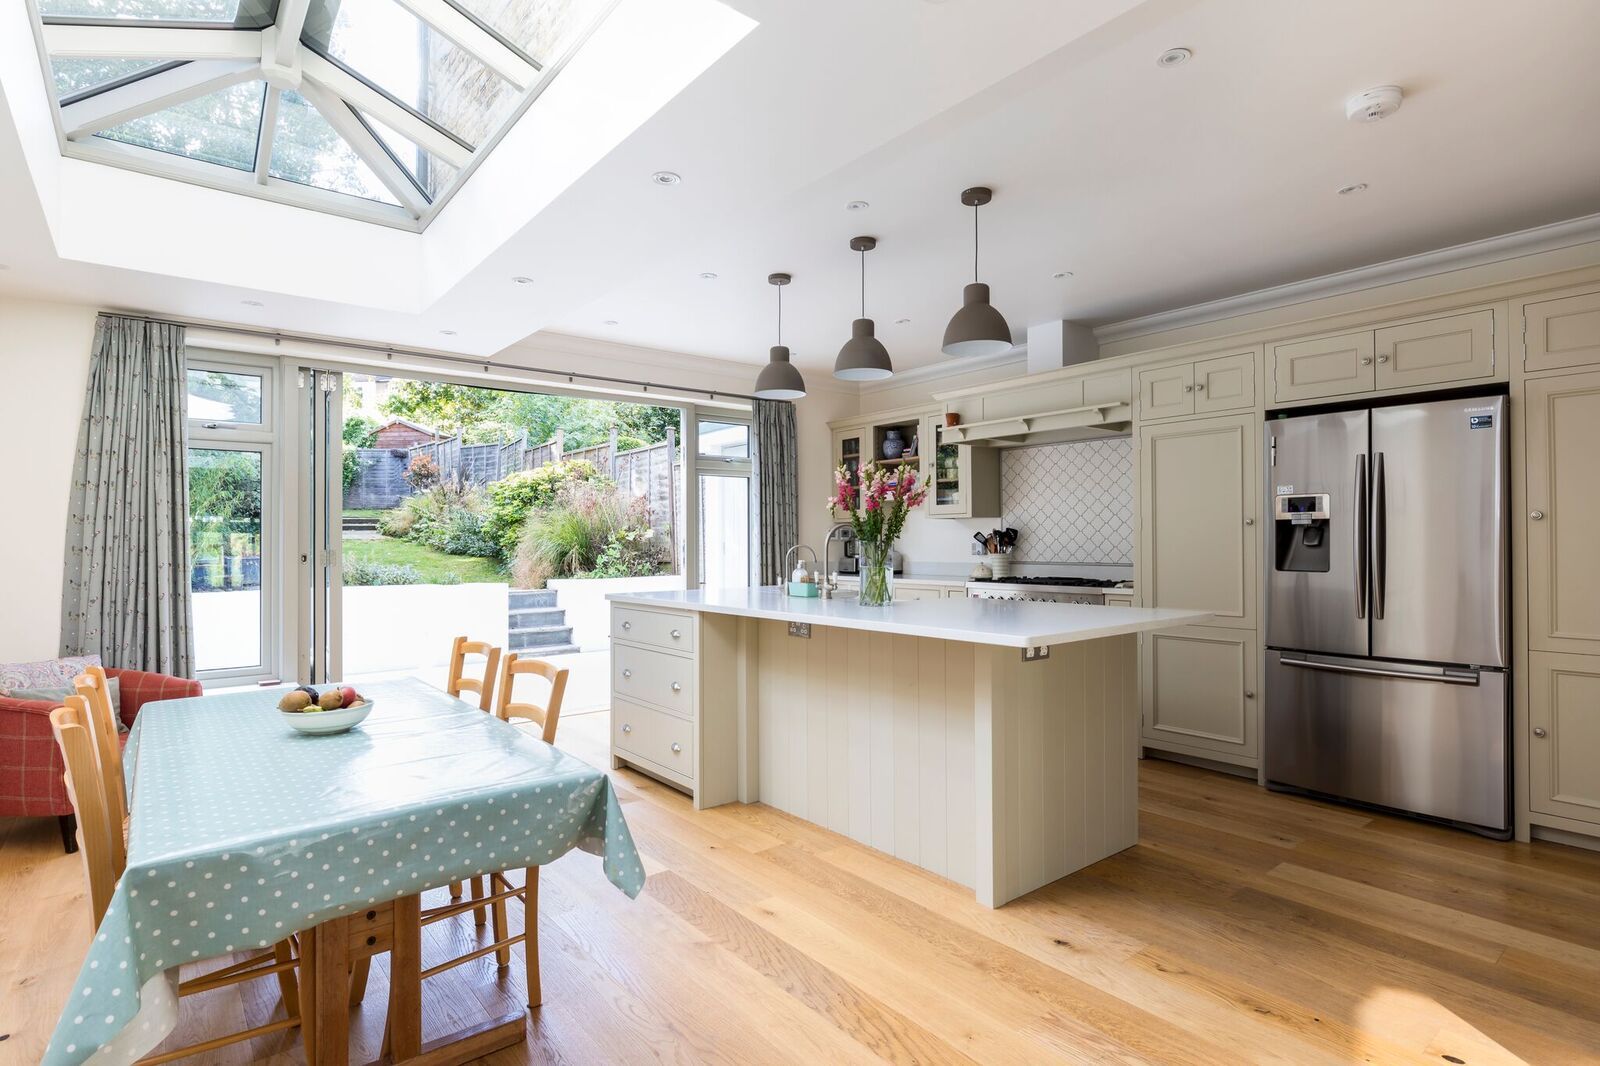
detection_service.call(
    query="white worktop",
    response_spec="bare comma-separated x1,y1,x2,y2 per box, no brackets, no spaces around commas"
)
607,587,1206,648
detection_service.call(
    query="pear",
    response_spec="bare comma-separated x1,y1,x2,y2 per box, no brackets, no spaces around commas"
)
278,690,312,713
317,690,345,711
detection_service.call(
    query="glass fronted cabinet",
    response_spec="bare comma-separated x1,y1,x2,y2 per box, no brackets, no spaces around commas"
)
832,424,865,493
926,419,1002,519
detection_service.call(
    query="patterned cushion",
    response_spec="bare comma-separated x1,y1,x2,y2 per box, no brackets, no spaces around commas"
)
4,677,125,731
0,654,103,692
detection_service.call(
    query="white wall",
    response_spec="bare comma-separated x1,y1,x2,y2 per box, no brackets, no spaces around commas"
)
0,296,97,661
342,583,510,676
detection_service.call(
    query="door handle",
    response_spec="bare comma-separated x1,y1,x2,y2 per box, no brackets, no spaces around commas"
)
1533,727,1548,738
1372,451,1386,620
1354,453,1368,620
1279,657,1479,685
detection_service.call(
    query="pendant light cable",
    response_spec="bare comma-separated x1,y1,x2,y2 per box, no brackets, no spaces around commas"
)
777,279,783,345
859,247,866,316
972,203,980,282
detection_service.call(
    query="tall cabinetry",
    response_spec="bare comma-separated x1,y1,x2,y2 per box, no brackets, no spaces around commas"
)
1135,350,1263,769
1516,283,1600,838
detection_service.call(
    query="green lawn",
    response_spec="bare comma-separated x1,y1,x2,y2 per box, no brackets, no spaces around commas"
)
343,536,505,584
342,508,387,519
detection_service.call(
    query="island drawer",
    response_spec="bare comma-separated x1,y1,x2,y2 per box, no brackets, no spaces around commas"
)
612,697,695,782
613,643,696,714
611,606,696,654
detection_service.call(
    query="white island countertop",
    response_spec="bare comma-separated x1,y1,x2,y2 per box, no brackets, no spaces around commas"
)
607,587,1207,648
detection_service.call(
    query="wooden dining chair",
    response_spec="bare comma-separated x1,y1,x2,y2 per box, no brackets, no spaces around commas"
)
445,635,502,712
74,665,128,872
495,653,569,744
50,699,309,1064
444,636,503,915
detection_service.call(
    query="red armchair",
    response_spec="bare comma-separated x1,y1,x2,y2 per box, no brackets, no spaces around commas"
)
0,667,201,851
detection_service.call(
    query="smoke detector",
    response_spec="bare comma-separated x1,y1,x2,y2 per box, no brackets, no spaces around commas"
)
1346,85,1403,123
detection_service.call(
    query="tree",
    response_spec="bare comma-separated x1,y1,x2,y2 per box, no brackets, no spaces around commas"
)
343,414,379,447
188,450,263,590
380,381,504,437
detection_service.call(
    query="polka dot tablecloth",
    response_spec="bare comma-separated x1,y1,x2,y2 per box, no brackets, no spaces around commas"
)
44,677,644,1065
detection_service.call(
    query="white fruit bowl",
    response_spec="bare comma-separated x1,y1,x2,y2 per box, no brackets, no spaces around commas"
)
281,700,374,736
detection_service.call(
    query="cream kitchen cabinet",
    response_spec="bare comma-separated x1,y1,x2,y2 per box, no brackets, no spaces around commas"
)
1140,624,1258,764
1528,651,1600,828
929,421,1001,519
1271,330,1375,403
1373,309,1495,390
1521,287,1600,373
1137,350,1256,422
831,423,866,493
1524,370,1600,656
1137,412,1258,630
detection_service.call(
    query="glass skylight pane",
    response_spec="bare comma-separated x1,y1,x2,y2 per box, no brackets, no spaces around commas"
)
446,0,607,65
269,90,401,206
362,111,458,202
38,0,278,27
303,0,520,148
50,57,168,100
96,81,265,171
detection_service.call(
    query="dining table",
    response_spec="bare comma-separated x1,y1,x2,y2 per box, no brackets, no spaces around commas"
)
43,676,645,1066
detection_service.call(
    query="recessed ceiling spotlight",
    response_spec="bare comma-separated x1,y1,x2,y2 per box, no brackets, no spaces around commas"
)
847,200,870,211
1156,47,1192,68
240,299,264,306
895,318,911,325
650,171,681,186
603,319,619,326
439,329,458,335
511,276,534,285
699,272,719,279
1051,271,1074,279
1337,182,1369,196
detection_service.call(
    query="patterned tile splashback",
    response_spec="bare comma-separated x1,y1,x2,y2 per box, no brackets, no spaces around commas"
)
1001,437,1133,565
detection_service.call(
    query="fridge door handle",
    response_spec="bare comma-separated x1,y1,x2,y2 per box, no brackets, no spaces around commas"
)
1372,451,1386,620
1354,453,1368,619
1278,656,1480,685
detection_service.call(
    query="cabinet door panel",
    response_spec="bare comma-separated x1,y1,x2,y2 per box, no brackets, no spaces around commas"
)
1138,363,1194,420
1272,331,1375,403
1138,413,1257,628
1141,625,1257,759
1526,371,1600,654
1193,350,1256,414
1524,289,1600,373
1529,652,1600,825
1374,310,1495,389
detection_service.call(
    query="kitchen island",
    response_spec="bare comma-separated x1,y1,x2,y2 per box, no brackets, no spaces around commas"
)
606,587,1208,906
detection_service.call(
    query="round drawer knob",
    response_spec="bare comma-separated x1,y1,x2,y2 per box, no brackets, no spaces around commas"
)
622,669,632,679
621,723,632,734
1183,385,1194,392
670,629,682,639
1360,357,1373,365
671,743,682,754
1530,510,1545,520
1244,517,1255,526
1244,690,1255,699
1194,383,1206,392
1377,354,1390,363
622,620,632,630
671,682,682,692
1533,726,1547,738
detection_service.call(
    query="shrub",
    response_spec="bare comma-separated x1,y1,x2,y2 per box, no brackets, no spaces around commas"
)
342,559,422,586
483,460,605,559
341,446,366,489
513,483,667,583
405,453,440,490
435,509,498,558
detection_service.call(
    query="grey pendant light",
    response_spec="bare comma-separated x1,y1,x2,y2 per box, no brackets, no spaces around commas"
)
941,186,1013,358
834,236,893,381
753,273,807,400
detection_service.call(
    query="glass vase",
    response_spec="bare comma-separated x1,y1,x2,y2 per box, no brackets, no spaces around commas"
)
859,544,895,606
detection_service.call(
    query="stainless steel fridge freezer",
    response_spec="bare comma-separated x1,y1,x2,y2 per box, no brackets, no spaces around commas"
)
1264,394,1510,834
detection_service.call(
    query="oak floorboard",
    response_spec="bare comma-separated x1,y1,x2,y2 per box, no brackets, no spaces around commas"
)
7,712,1600,1065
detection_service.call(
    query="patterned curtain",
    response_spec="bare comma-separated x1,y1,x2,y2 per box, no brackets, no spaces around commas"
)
754,399,798,585
60,315,194,675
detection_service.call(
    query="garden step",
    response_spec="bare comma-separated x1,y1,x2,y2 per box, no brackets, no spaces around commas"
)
508,589,558,609
509,607,566,628
508,642,581,657
342,518,379,531
508,624,576,651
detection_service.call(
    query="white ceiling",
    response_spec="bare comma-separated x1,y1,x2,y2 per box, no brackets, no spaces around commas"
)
4,0,1600,377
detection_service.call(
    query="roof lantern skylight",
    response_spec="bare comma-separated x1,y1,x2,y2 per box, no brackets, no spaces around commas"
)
30,0,613,227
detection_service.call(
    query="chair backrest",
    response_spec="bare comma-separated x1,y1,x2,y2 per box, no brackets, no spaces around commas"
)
495,654,568,744
74,665,128,872
50,698,120,929
445,636,502,712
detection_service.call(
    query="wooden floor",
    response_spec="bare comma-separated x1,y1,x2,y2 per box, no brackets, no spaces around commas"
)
5,710,1600,1065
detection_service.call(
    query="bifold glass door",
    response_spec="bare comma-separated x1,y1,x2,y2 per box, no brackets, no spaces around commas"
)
300,367,344,683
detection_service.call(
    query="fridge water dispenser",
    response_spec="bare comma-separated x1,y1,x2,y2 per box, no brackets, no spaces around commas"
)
1273,493,1332,572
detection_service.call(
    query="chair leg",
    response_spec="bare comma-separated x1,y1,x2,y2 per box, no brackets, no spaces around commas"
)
58,813,78,854
471,874,487,928
448,879,463,900
524,867,541,1009
348,956,372,1007
492,886,510,970
274,939,300,1019
299,927,318,1066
